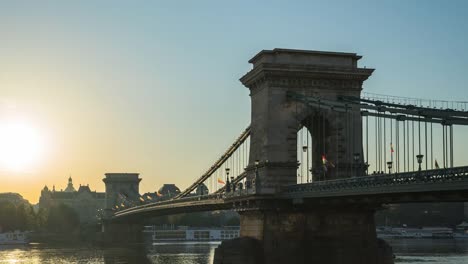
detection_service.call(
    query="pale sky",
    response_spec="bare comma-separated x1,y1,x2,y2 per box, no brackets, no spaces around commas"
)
1,0,467,203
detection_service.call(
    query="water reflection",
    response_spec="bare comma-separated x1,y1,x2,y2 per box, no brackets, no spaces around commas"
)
103,247,151,264
389,239,468,255
388,239,468,264
0,240,467,264
0,242,218,264
147,242,217,264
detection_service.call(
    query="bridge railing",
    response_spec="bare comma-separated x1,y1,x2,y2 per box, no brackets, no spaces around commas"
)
283,166,468,194
115,193,225,213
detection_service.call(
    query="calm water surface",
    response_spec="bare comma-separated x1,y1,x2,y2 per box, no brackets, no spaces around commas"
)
0,240,466,263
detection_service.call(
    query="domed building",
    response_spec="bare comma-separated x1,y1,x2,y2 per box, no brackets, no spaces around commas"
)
39,177,106,223
158,184,181,197
196,183,209,196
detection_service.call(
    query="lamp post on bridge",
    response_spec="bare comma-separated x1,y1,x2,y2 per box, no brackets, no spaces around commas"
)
353,153,360,177
387,161,393,174
416,154,424,171
231,176,236,192
225,168,231,193
254,160,260,193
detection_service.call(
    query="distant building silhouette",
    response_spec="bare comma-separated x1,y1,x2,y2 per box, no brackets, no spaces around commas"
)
0,192,29,206
158,184,181,197
39,177,105,223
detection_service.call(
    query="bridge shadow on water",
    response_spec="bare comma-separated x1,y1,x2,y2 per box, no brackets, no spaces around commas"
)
103,242,216,264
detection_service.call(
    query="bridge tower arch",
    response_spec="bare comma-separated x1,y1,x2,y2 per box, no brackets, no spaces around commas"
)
240,49,374,193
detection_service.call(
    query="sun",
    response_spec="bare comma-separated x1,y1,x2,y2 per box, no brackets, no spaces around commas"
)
0,120,45,172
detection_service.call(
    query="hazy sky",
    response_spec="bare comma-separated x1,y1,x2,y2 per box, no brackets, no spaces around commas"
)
1,0,468,203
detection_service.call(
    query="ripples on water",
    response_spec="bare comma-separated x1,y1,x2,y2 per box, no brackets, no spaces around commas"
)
391,239,468,264
0,242,218,264
0,240,466,263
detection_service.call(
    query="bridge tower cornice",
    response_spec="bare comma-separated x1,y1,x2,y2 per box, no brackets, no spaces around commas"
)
240,64,374,91
240,49,374,92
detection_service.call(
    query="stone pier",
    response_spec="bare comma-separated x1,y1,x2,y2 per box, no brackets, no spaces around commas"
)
99,218,144,247
214,203,394,264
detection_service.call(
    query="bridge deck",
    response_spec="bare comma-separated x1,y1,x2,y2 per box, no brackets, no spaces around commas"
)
113,166,468,219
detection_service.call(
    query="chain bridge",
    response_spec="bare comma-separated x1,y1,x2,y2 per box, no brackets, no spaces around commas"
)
101,49,468,264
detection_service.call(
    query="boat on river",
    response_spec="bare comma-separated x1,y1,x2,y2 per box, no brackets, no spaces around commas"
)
377,226,454,239
0,231,28,245
144,225,240,242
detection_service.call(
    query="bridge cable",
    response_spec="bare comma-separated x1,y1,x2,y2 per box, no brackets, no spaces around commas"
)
301,126,309,183
299,126,303,184
378,112,381,172
307,120,310,182
390,116,393,166
407,120,410,172
406,120,409,172
366,114,369,174
376,112,379,173
396,118,400,173
443,124,446,168
418,115,422,166
403,119,406,172
375,112,378,173
446,125,449,168
430,122,433,169
384,115,386,174
304,126,308,182
425,121,428,170
412,121,415,171
446,124,449,168
451,125,454,167
450,125,454,167
323,112,327,180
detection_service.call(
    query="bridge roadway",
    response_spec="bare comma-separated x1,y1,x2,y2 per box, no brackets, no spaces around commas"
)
113,166,468,220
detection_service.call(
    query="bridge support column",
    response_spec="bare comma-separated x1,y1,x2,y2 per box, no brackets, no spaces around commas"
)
99,219,144,247
215,204,393,264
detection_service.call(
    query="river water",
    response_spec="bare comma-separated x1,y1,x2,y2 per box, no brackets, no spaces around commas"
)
0,239,467,263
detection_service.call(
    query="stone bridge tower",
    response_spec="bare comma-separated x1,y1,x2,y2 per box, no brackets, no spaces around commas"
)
220,49,389,264
103,173,141,210
240,49,374,193
100,173,142,246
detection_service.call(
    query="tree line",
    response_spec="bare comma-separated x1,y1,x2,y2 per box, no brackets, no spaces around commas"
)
0,201,80,233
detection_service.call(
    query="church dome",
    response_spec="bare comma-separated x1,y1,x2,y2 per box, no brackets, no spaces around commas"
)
64,176,76,192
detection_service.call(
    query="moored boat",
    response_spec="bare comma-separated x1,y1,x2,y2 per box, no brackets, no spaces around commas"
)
0,231,28,245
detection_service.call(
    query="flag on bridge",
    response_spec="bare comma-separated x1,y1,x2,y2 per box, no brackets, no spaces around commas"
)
435,159,440,169
390,143,395,153
156,191,163,197
322,154,335,168
218,178,225,185
322,155,327,165
321,154,335,173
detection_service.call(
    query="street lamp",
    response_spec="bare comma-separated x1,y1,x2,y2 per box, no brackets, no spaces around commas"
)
353,153,360,177
416,154,424,171
353,153,360,163
231,176,236,192
225,168,231,193
365,162,370,175
387,161,393,174
254,160,260,193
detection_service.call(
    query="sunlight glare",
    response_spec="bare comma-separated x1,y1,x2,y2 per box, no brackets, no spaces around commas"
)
0,120,45,172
